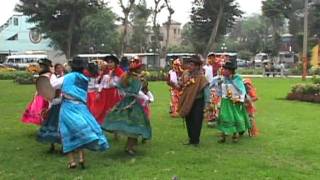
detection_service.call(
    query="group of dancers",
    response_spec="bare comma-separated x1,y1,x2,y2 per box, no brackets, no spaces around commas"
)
20,52,259,169
167,53,259,145
21,55,153,169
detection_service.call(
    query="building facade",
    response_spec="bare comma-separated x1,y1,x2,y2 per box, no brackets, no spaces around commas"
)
160,20,182,48
0,15,65,63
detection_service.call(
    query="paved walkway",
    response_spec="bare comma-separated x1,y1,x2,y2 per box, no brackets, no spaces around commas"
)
242,75,313,79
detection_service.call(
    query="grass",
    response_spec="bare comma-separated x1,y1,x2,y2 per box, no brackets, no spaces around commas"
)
0,78,320,179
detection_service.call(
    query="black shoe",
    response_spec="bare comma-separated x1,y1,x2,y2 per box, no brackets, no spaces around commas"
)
218,137,226,143
79,161,85,169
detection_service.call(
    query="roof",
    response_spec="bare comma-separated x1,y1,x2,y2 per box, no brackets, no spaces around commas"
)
77,54,112,58
7,54,48,59
166,53,196,56
162,20,182,25
123,53,160,56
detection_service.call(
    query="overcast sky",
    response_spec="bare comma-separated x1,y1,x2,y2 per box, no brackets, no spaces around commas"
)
0,0,263,26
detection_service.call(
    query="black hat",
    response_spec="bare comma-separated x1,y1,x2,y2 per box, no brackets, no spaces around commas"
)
38,58,52,67
223,61,237,70
185,55,202,65
104,55,119,65
70,56,88,70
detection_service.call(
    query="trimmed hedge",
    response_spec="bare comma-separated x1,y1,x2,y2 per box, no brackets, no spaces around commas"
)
0,71,30,80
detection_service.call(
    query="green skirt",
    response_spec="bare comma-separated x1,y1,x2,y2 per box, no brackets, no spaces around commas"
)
102,96,152,140
218,98,251,135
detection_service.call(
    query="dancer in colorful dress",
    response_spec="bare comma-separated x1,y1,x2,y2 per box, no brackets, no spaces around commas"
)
92,55,124,124
102,58,152,155
21,59,52,125
178,55,210,146
243,78,259,137
206,53,223,127
86,60,101,115
59,57,108,169
217,61,251,143
167,58,183,118
37,63,65,152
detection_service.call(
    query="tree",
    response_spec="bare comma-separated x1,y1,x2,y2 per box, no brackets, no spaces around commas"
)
162,0,175,56
16,0,105,59
129,0,152,53
262,0,292,55
189,0,242,55
119,0,136,55
151,0,166,54
79,8,120,54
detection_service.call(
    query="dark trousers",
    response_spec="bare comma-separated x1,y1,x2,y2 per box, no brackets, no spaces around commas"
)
185,97,204,144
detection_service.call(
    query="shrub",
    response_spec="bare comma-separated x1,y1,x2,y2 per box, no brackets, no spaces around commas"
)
0,71,29,80
237,68,263,75
14,72,34,85
312,75,320,84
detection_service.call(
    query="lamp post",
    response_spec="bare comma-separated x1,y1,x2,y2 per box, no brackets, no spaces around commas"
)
302,0,309,80
221,43,227,52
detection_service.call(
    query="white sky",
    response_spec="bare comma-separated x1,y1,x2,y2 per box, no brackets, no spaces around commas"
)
0,0,263,26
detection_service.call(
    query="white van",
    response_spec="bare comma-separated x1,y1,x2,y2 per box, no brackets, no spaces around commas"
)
4,54,48,69
254,53,270,67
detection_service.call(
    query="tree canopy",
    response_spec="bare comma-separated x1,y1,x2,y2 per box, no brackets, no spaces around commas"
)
189,0,242,55
16,0,118,58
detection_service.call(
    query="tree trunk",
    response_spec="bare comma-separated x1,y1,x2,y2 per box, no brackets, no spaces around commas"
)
163,15,172,57
204,1,224,56
120,13,130,56
66,4,77,59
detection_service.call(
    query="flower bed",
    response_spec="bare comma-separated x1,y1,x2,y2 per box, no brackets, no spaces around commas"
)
287,82,320,103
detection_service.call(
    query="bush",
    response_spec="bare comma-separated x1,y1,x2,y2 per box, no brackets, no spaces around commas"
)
312,75,320,84
147,70,167,81
237,68,263,75
14,72,34,84
0,71,29,80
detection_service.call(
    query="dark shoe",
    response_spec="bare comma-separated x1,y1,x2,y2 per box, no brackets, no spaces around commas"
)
47,144,55,153
217,138,226,143
232,135,239,143
79,160,85,169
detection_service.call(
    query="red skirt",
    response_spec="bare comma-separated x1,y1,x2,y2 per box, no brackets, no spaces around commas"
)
91,88,122,124
87,91,97,114
22,94,49,125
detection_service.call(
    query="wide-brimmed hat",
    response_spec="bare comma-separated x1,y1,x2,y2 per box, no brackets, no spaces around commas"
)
223,61,237,70
38,58,53,67
104,55,119,65
69,56,88,69
185,55,202,65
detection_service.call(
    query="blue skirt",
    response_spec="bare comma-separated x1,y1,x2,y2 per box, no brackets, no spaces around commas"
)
37,104,61,144
59,99,109,153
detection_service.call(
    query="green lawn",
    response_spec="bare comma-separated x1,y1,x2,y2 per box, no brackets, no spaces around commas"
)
0,78,319,179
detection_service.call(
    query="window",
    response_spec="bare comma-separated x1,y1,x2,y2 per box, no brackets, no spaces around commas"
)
174,29,177,35
14,18,18,26
15,58,22,63
7,34,18,41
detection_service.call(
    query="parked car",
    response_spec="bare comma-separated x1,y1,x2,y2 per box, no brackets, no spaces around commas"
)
237,58,248,67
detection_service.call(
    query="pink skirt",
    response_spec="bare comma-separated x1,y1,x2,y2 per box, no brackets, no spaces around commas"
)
22,94,49,125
